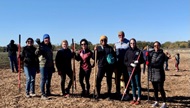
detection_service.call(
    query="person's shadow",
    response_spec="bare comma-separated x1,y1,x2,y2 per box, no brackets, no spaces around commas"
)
167,96,190,107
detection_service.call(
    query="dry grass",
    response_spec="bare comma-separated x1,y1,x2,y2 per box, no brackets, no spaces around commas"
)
0,49,189,108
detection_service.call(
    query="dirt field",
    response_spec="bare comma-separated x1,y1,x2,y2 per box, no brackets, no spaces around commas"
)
0,49,189,108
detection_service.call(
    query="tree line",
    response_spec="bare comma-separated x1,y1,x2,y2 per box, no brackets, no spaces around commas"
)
1,40,190,52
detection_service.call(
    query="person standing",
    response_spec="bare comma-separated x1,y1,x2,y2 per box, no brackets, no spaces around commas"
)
164,52,171,71
55,40,74,97
124,38,144,105
21,38,39,98
94,35,116,100
35,34,55,99
175,53,180,72
148,41,167,108
7,40,18,72
75,39,93,97
114,31,130,99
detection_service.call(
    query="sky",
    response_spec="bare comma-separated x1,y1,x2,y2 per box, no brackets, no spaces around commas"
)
0,0,189,46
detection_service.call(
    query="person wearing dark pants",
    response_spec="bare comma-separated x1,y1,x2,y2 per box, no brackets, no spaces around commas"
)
21,38,39,98
96,65,113,98
114,31,130,99
124,38,144,105
151,82,166,103
35,34,55,100
175,53,180,72
148,41,167,108
94,35,116,99
79,68,91,96
7,40,18,72
60,68,73,96
55,40,74,97
75,39,93,97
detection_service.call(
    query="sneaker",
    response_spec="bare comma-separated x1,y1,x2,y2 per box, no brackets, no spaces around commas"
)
95,95,100,99
106,96,112,101
63,93,70,98
152,101,159,107
26,94,30,98
41,95,49,100
65,88,70,94
30,93,36,97
130,100,136,104
81,91,86,97
46,92,51,96
160,103,167,108
134,101,140,105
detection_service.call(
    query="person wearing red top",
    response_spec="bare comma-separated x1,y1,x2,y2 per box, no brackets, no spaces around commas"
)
75,39,93,97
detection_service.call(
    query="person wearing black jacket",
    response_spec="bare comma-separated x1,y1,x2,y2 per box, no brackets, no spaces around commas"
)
55,40,74,97
35,34,55,99
124,38,144,105
7,40,18,72
94,35,116,99
21,38,39,98
75,39,93,97
148,41,167,108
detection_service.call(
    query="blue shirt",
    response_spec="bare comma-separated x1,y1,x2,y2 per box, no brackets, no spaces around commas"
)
115,38,129,62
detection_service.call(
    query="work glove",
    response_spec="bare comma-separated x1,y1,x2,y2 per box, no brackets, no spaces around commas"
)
134,60,139,64
130,63,136,68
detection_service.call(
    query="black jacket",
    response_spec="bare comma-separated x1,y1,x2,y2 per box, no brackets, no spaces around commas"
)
148,49,165,82
124,47,144,74
7,43,18,56
35,42,54,68
93,45,116,68
21,46,39,69
55,48,74,72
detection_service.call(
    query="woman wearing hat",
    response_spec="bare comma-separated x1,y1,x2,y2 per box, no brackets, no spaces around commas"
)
94,35,116,100
21,38,39,98
35,34,55,99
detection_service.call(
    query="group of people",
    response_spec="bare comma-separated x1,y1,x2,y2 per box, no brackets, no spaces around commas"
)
164,51,180,72
7,31,169,108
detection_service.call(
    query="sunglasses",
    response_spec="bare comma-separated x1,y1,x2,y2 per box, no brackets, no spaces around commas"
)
154,45,159,47
118,35,123,37
101,39,107,42
81,43,86,46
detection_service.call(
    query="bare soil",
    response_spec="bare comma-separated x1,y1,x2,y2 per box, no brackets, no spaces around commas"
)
0,50,189,108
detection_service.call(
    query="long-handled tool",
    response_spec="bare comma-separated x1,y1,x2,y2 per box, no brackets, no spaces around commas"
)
121,51,142,101
93,50,97,98
18,34,21,93
146,45,150,101
72,38,76,95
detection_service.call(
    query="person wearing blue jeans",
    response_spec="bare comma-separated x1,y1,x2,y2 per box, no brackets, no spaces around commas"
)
7,40,18,72
40,67,53,96
128,72,141,102
9,56,18,72
124,38,144,105
21,38,39,98
35,34,55,99
24,67,37,96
